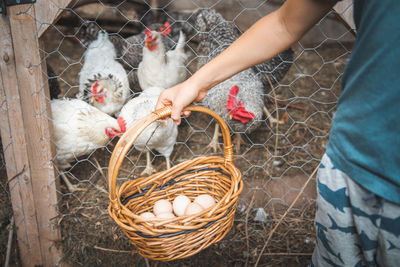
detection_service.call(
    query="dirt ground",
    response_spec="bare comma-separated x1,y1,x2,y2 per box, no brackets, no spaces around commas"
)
0,4,354,267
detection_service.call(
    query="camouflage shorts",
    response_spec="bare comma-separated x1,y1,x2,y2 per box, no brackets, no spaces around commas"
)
310,154,400,267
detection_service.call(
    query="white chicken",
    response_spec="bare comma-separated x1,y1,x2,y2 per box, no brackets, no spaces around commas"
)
75,21,190,92
52,98,126,192
117,86,178,175
137,27,188,90
78,30,130,116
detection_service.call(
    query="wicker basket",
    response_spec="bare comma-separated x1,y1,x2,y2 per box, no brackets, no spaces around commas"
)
108,105,243,261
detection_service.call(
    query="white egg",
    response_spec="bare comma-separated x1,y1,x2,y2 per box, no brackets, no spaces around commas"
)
184,202,204,216
173,195,191,216
194,194,216,210
156,212,176,219
139,212,155,225
153,199,172,216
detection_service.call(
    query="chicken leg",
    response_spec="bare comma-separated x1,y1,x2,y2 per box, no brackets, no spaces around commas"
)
60,172,84,193
263,106,279,126
141,151,156,175
165,156,171,169
207,124,222,153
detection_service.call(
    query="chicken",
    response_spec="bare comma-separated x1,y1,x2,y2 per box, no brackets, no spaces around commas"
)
52,98,126,192
137,28,188,90
193,8,293,89
75,21,185,91
194,9,293,153
117,86,178,175
201,62,265,154
76,21,177,68
77,30,130,116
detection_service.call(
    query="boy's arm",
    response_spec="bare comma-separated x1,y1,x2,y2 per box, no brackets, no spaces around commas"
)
156,0,336,124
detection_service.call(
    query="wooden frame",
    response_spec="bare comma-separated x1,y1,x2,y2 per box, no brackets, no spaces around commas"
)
0,1,73,266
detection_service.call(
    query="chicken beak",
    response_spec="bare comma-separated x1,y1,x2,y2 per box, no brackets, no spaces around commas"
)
90,96,95,104
229,114,233,119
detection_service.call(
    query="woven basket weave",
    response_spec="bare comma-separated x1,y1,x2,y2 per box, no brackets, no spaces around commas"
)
108,105,243,261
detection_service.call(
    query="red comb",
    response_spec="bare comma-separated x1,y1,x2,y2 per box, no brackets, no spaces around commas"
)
159,22,171,37
145,26,152,37
227,85,239,111
92,81,99,95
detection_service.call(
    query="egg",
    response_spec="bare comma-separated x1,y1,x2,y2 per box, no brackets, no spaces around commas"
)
139,212,155,225
194,194,216,210
153,199,172,216
156,212,175,219
173,195,191,216
184,202,204,216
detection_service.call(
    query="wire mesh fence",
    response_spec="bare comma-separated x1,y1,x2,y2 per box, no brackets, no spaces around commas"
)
0,143,20,266
0,0,355,266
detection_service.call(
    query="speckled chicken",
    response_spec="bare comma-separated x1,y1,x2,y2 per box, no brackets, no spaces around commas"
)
194,9,293,153
200,53,265,153
77,30,130,116
193,9,293,90
117,86,178,175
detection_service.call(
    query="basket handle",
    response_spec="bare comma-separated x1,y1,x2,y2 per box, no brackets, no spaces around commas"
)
108,105,233,201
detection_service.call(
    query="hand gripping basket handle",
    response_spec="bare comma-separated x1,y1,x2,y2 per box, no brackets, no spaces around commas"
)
108,105,234,201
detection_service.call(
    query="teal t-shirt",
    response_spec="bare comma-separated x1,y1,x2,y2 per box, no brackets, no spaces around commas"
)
326,0,400,204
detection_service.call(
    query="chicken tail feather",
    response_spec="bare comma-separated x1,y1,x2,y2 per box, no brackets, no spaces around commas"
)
175,31,186,52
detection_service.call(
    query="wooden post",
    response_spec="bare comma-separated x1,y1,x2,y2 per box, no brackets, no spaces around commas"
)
0,3,63,267
333,0,356,34
0,14,43,267
36,0,74,38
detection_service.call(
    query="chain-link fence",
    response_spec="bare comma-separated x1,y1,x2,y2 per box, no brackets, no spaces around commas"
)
0,0,354,266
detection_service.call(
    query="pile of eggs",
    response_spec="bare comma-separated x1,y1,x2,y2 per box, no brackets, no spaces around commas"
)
139,194,216,222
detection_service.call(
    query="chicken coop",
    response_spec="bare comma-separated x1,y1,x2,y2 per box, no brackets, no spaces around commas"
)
0,0,355,266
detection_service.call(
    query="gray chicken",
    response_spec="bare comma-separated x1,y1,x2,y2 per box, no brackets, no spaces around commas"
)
191,9,293,89
193,9,293,153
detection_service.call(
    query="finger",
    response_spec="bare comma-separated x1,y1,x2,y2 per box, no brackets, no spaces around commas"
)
155,93,172,122
182,110,191,118
171,104,183,125
158,118,169,124
155,98,164,110
155,93,170,110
